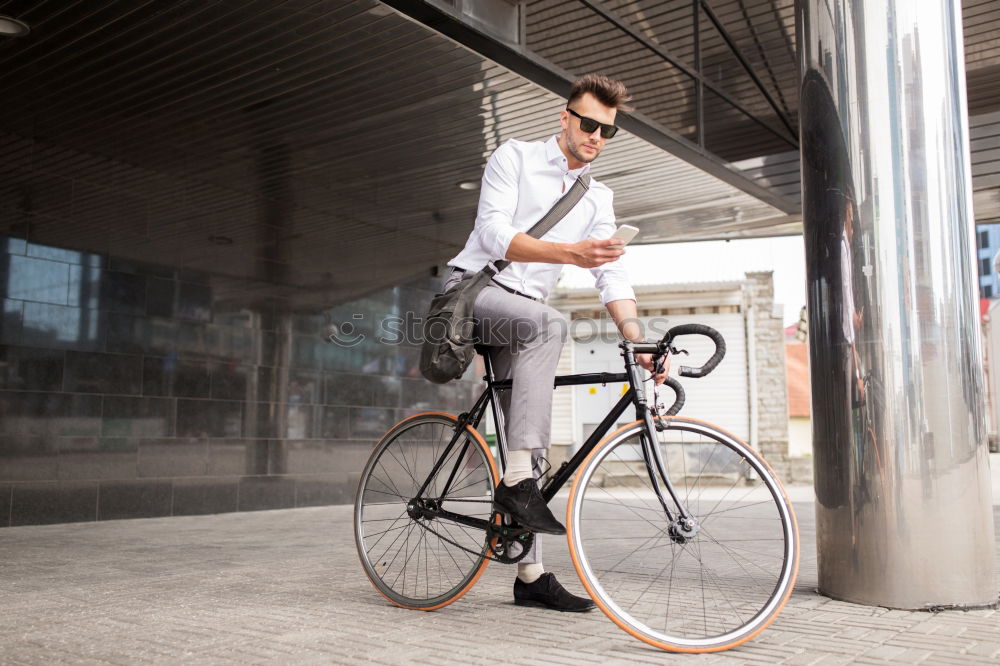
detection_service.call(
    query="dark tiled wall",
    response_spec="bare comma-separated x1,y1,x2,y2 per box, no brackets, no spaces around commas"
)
0,236,479,526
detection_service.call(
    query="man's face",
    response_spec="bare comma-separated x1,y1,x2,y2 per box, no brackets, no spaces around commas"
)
560,92,617,165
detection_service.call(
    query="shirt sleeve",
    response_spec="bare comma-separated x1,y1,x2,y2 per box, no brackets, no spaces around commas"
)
588,192,637,305
473,142,521,261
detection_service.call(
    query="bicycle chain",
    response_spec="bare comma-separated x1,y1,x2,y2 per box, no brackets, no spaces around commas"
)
409,514,534,564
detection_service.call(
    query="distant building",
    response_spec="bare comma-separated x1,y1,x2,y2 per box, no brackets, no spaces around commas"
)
544,271,812,483
785,341,812,459
976,223,1000,298
982,300,1000,452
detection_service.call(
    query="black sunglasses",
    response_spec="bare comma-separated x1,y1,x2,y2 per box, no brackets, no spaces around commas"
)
566,108,619,139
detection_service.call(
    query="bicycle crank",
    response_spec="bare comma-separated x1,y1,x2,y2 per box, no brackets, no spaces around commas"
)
487,511,535,564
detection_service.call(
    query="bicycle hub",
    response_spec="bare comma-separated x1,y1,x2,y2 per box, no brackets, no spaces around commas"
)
406,498,438,521
669,517,700,543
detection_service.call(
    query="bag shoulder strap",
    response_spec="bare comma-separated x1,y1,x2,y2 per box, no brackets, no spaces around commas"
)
489,173,591,274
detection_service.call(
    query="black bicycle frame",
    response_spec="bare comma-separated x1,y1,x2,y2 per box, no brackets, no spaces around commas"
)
413,342,692,526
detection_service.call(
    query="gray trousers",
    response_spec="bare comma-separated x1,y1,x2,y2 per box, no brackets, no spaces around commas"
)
443,270,567,564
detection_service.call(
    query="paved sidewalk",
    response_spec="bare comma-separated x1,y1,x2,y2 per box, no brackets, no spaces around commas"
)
1,485,998,665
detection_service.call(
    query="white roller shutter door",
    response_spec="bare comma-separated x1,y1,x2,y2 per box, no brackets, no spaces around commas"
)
570,312,749,449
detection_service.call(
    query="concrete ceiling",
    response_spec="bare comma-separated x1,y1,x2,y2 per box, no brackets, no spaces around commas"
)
0,0,997,310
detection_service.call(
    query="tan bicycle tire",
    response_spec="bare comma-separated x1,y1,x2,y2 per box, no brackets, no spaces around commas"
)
566,416,800,652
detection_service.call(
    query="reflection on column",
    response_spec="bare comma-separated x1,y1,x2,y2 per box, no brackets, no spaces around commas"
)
798,0,996,608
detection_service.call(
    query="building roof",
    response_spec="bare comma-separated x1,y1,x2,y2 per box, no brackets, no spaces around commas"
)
554,279,747,296
786,342,811,418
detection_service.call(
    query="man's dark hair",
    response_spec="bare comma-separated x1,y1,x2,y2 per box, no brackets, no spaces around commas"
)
567,74,633,112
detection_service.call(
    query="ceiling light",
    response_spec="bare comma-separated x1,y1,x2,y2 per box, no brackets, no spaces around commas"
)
0,16,29,37
457,181,479,191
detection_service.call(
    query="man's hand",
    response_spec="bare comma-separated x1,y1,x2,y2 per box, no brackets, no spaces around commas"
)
636,352,670,385
503,234,624,266
566,238,625,268
605,300,667,384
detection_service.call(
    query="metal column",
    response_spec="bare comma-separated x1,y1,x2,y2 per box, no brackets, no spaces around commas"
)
797,0,996,608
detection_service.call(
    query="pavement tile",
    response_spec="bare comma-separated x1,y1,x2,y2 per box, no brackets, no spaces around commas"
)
920,621,969,636
829,625,873,640
925,653,997,665
895,647,934,662
962,629,1000,643
832,617,920,632
880,610,918,619
964,642,1000,659
856,629,901,644
720,652,784,663
857,644,909,660
768,619,838,636
784,637,882,656
813,656,857,665
884,634,974,652
779,652,822,665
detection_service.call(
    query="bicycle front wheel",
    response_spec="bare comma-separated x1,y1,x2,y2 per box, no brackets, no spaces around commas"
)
354,412,499,611
567,417,799,652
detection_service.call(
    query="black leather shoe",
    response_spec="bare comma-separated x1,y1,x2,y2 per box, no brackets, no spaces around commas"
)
493,479,566,535
514,573,596,612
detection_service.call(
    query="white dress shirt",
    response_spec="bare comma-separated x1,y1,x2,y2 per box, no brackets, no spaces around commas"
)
448,136,636,305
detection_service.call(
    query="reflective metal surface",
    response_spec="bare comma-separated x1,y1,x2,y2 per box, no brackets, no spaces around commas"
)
0,230,487,526
798,0,996,607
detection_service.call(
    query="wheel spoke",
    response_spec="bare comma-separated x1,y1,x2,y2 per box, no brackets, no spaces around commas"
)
363,517,410,541
370,517,416,568
369,465,407,500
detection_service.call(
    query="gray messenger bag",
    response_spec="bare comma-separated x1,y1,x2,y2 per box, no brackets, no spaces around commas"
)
419,174,591,384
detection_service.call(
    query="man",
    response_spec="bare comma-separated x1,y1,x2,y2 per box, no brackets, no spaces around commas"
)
444,74,669,612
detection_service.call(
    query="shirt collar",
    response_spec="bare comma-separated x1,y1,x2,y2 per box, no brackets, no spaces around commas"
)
545,135,591,177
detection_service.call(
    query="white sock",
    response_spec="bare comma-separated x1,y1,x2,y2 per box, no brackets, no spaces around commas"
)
517,562,544,584
503,449,534,486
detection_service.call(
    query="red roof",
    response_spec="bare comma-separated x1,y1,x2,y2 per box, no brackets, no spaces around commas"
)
786,343,810,418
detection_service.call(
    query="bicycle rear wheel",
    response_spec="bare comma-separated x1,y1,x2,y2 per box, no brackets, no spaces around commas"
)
567,417,799,652
354,412,499,610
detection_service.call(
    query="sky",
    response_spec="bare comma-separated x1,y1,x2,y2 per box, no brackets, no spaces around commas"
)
558,235,808,326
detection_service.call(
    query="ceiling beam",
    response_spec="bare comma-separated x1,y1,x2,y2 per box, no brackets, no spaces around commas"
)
380,0,802,215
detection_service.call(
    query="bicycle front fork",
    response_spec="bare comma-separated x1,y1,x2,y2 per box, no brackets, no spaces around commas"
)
638,413,701,543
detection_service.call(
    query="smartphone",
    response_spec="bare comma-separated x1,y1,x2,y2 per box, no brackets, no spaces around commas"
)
610,224,640,246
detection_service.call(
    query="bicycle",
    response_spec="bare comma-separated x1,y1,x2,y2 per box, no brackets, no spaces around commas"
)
354,324,799,653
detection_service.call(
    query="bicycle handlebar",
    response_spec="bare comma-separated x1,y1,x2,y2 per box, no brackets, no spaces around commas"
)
662,376,685,415
664,323,726,378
